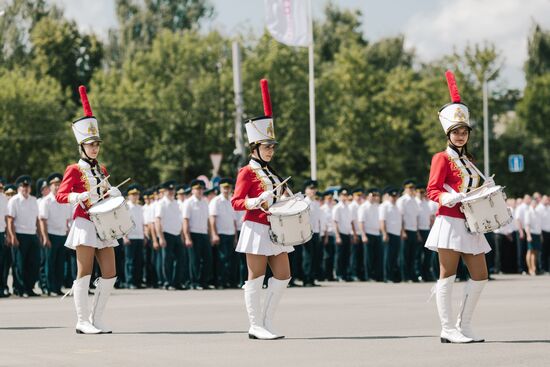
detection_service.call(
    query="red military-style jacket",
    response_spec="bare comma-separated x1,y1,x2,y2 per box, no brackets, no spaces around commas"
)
56,159,110,221
427,146,482,219
231,158,284,226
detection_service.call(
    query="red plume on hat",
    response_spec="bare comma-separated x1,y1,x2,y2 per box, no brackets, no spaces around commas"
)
78,85,94,117
445,70,461,103
260,79,272,117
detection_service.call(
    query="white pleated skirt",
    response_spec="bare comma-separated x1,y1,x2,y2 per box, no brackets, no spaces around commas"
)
64,217,120,250
236,221,294,256
425,215,491,255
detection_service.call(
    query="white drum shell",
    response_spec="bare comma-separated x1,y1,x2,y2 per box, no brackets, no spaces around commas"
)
88,197,135,241
268,197,313,246
460,186,513,233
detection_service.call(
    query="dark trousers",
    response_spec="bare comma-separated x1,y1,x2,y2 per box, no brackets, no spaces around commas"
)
0,232,11,292
496,233,517,273
189,232,212,287
384,233,401,282
239,252,248,285
484,232,496,274
12,233,40,293
39,245,48,291
335,233,351,280
302,232,320,284
143,238,157,287
124,238,144,287
216,234,236,287
350,237,364,280
517,234,528,273
289,244,303,283
323,234,336,280
541,231,550,273
64,248,77,288
364,234,383,281
153,246,164,287
402,230,419,281
115,238,125,287
162,232,185,287
418,230,436,281
44,234,66,293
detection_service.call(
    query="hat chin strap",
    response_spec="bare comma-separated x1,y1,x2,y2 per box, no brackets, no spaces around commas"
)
254,146,269,166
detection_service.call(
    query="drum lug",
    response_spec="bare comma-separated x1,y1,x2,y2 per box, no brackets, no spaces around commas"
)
494,215,501,227
488,196,494,208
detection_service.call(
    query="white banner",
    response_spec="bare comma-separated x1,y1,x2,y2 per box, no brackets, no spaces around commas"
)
265,0,311,47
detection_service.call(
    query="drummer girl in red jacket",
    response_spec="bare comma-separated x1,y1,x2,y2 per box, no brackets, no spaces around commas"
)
425,71,493,344
56,86,121,334
231,80,292,340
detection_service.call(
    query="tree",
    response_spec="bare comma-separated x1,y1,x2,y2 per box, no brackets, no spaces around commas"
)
524,23,550,81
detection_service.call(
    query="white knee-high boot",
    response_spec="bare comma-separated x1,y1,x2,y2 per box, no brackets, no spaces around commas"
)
436,275,473,343
262,277,290,339
243,276,278,340
73,275,101,334
456,279,487,342
90,277,116,334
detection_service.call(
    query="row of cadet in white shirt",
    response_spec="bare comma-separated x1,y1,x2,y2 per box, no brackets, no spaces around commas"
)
305,193,439,239
494,196,550,237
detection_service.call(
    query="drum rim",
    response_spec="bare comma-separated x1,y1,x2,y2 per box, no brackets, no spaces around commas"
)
88,196,126,213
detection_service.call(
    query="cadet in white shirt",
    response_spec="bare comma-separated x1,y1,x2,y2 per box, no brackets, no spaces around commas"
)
379,186,402,283
349,188,365,281
142,189,159,287
302,180,322,287
155,181,185,290
209,178,237,289
123,184,145,289
0,178,10,297
321,190,337,281
525,200,542,276
183,179,212,290
358,188,383,282
38,173,71,295
396,180,421,282
515,195,531,273
333,188,353,282
36,177,50,294
415,185,437,282
536,195,550,273
6,175,41,297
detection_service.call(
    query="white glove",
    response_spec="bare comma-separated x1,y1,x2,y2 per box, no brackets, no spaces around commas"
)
245,190,275,209
441,192,466,208
69,191,90,204
258,190,275,202
484,176,495,187
107,186,121,198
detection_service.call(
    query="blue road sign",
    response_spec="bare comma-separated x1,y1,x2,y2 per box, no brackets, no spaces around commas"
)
508,154,524,173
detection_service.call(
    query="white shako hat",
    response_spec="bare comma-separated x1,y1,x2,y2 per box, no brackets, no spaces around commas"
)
72,85,101,145
245,79,277,145
438,70,471,134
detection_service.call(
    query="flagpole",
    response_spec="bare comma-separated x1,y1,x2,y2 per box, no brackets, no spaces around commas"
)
308,0,317,180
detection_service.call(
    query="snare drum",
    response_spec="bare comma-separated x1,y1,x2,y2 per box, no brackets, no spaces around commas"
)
460,185,513,233
88,197,135,241
268,196,313,246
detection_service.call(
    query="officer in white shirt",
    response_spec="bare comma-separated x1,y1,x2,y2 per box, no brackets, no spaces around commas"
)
379,186,402,283
123,184,145,289
333,187,353,282
396,179,421,282
302,180,322,287
142,189,159,287
349,188,365,281
155,180,185,290
38,173,71,296
525,200,542,276
209,178,237,289
6,175,40,297
515,195,531,273
415,184,437,282
321,190,337,281
183,179,212,290
35,177,50,294
358,188,382,282
536,195,550,273
0,178,10,297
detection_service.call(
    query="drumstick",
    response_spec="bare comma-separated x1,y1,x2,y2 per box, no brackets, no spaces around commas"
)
272,176,291,193
99,177,132,200
89,175,110,191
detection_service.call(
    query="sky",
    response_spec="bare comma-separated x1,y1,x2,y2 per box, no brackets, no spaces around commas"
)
47,0,550,89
